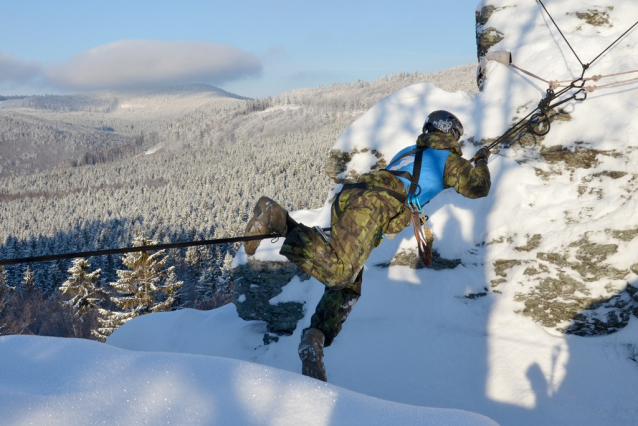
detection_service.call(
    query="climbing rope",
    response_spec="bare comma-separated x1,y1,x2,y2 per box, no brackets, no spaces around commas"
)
478,1,638,152
0,228,331,266
509,62,638,92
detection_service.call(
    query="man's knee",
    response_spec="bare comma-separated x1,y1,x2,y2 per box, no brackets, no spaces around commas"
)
323,266,361,290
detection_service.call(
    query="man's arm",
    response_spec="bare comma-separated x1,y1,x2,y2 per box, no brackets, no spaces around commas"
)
442,153,491,199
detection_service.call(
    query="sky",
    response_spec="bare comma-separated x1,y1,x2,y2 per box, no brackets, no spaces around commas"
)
0,0,480,99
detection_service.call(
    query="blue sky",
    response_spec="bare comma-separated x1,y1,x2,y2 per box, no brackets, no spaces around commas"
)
0,0,481,98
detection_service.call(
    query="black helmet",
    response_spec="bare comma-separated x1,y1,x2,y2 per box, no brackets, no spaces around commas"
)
422,110,464,141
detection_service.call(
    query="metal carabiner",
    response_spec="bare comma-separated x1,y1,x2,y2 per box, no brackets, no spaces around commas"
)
574,88,587,101
528,113,551,136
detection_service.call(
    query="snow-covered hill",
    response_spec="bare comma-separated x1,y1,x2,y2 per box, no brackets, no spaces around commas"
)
2,0,638,425
0,334,497,425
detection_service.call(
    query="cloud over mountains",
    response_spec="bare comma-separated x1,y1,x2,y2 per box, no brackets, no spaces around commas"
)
1,40,262,92
0,51,43,83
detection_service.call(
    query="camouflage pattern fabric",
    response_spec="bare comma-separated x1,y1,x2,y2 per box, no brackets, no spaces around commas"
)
280,170,411,289
419,132,491,199
307,270,362,347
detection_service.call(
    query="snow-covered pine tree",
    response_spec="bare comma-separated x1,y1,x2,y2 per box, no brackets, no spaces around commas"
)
213,251,235,307
0,266,13,307
195,266,215,301
93,308,130,342
95,234,183,340
59,257,105,318
22,266,36,295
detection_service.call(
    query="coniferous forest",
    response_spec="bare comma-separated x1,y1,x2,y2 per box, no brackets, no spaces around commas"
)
0,65,477,340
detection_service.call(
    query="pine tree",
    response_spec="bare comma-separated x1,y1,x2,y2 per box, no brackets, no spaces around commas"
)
95,234,183,340
22,266,36,295
59,258,105,318
0,266,13,307
215,251,235,303
195,266,215,300
93,308,129,342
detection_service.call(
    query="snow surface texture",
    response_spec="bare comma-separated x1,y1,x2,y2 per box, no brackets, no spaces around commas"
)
3,1,638,425
0,335,497,426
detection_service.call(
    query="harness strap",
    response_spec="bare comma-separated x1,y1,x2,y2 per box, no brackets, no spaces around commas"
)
388,146,432,266
408,149,423,195
385,146,426,194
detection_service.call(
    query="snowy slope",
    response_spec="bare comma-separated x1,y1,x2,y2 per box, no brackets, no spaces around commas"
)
2,1,638,425
0,335,497,426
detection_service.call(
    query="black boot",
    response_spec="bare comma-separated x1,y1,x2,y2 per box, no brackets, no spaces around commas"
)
298,328,327,382
243,196,289,255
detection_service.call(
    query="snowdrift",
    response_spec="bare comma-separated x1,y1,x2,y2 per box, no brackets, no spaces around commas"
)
0,335,497,426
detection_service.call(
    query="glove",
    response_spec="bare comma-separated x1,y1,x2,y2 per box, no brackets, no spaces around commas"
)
473,147,491,164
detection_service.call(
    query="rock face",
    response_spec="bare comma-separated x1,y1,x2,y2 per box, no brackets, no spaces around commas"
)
232,260,310,337
476,1,638,336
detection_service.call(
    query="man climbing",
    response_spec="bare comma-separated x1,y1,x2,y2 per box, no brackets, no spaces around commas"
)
243,110,491,382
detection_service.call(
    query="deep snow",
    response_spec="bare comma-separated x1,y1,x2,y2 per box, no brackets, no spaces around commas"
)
0,334,497,426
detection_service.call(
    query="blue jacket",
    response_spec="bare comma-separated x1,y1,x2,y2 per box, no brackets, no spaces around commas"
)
385,146,450,206
384,132,491,205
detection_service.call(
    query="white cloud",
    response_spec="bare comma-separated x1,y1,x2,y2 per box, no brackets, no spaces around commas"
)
0,51,42,83
45,40,263,91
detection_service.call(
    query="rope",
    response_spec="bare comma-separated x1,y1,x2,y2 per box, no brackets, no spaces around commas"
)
0,228,331,266
588,19,638,67
585,75,638,92
538,0,585,68
538,0,638,71
511,63,638,91
510,63,552,84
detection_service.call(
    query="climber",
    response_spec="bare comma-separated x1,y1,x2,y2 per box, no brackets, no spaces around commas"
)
243,110,491,382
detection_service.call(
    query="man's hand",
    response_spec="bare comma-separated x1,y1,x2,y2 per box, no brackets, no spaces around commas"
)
472,147,491,164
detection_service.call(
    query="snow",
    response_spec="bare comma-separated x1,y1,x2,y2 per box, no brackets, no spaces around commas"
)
0,334,497,426
3,1,638,425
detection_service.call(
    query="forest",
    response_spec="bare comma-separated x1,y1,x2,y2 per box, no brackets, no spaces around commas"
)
0,64,477,340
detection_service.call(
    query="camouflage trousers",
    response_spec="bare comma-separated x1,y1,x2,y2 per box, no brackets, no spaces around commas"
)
280,171,411,346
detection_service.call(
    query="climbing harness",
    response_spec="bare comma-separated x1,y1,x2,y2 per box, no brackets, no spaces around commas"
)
386,147,434,266
476,0,638,153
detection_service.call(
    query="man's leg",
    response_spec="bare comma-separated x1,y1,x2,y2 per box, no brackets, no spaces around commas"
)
309,269,362,347
280,189,395,290
298,270,363,381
